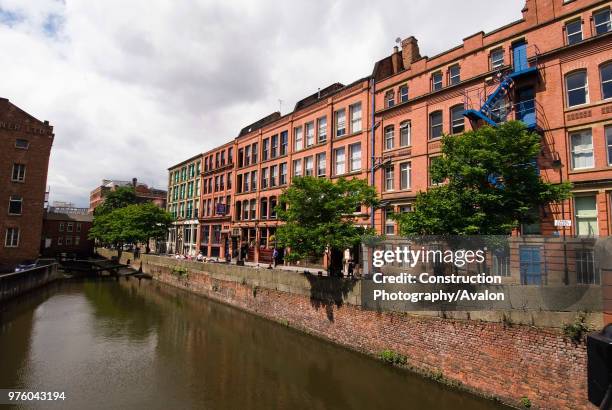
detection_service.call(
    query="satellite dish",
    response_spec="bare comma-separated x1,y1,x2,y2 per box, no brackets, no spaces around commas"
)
395,37,402,44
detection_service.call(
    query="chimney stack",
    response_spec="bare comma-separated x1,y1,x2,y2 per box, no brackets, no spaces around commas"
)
132,177,137,188
391,45,401,74
401,36,421,70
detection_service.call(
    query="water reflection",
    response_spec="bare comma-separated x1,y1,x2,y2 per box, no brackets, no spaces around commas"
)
0,279,508,410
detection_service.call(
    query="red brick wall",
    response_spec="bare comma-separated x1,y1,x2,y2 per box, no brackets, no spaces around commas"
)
0,98,54,271
138,258,590,409
41,219,94,257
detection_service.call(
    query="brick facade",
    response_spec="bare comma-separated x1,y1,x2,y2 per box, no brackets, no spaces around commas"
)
167,0,612,266
41,207,94,257
0,98,54,272
89,178,167,214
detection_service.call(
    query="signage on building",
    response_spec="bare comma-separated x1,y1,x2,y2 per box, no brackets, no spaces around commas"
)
216,203,226,215
554,219,572,227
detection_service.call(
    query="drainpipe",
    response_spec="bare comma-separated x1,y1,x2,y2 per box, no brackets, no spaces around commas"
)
370,77,376,229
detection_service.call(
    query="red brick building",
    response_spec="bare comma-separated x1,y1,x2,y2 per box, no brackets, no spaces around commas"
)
89,178,166,214
0,98,54,272
41,203,94,257
168,0,612,265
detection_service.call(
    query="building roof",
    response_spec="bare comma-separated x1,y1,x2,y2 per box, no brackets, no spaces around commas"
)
45,210,93,222
237,112,281,138
293,83,345,111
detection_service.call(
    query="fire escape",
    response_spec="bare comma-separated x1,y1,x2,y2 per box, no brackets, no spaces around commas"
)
464,42,541,131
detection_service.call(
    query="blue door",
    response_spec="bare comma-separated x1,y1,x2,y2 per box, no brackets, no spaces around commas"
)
512,41,528,72
520,246,542,285
516,87,536,129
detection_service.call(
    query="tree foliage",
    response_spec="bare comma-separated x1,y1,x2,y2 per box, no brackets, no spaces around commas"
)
276,176,379,265
94,186,138,216
393,121,572,235
89,203,173,245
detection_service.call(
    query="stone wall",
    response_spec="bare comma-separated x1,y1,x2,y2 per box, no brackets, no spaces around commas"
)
99,249,592,409
0,263,61,303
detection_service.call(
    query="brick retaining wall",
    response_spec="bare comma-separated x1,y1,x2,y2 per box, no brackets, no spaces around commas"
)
100,249,592,409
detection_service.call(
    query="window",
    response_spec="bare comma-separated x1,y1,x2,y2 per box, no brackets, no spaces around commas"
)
350,143,361,172
8,196,22,215
293,159,302,177
57,236,63,246
607,126,612,166
432,72,443,91
385,208,395,235
11,164,26,182
65,236,72,246
334,147,345,175
59,222,64,232
262,138,269,161
317,117,327,143
261,167,269,189
75,236,80,246
250,199,256,220
350,103,362,133
270,197,278,219
385,165,394,191
601,62,612,100
244,145,251,166
67,223,73,232
227,172,232,190
399,121,411,147
570,129,594,169
429,111,443,139
385,90,395,108
280,163,287,185
575,196,598,236
450,105,465,134
594,8,612,35
5,227,19,247
280,131,288,155
294,126,303,151
490,48,504,70
76,223,82,233
399,85,408,103
400,162,411,190
15,139,29,149
399,204,412,213
251,143,258,164
243,200,249,220
565,19,584,45
316,152,326,177
335,109,346,137
261,198,268,220
305,156,314,176
305,122,315,147
449,65,460,85
251,171,257,191
244,172,249,192
228,147,233,163
384,126,394,150
271,134,278,158
270,165,278,187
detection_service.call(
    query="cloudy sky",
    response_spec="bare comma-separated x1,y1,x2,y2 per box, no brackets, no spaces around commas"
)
0,0,524,206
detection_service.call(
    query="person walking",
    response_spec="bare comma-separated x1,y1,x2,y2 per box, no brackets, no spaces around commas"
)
272,247,279,268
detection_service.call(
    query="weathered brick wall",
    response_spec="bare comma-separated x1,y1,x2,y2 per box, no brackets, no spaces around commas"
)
99,250,592,409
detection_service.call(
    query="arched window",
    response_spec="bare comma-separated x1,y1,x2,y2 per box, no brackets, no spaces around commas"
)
429,110,443,139
450,105,465,134
601,62,612,100
261,198,268,220
565,70,588,107
384,126,394,150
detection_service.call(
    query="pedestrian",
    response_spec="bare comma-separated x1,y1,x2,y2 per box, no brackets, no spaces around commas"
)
272,247,279,268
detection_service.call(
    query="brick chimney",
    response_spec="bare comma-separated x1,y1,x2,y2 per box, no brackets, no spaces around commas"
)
401,36,421,69
391,46,402,74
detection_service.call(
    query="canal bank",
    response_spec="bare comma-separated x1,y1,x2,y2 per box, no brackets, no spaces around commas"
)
0,263,61,303
99,249,591,409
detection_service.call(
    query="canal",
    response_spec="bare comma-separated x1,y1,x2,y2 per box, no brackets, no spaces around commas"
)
0,279,508,410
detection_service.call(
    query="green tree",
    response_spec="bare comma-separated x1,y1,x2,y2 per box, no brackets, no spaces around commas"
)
276,176,378,274
89,203,173,252
393,121,571,235
94,186,138,216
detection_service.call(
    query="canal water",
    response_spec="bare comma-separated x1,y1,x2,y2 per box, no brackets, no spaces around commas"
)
0,279,508,410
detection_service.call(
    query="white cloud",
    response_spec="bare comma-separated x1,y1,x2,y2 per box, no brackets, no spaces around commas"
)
0,0,524,206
